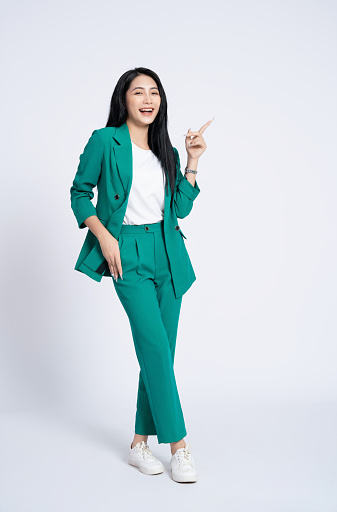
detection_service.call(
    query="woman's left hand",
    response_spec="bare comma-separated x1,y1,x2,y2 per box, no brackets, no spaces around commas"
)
185,118,214,159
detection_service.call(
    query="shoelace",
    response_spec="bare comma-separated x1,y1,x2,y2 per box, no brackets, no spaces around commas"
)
175,443,194,468
135,441,155,460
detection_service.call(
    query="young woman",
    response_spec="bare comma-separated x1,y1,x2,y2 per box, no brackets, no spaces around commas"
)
70,67,212,483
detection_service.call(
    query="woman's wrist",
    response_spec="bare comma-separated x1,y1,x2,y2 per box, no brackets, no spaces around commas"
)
186,156,199,171
184,158,198,187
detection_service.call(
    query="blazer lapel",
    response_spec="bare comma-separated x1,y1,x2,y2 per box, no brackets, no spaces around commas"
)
111,123,133,194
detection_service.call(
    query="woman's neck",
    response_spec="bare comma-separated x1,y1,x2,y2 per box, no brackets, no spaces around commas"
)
126,119,150,150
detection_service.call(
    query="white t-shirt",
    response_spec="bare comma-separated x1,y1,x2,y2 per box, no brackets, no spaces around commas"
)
122,142,166,225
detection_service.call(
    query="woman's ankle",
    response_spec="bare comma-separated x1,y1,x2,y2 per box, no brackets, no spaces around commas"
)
170,439,186,455
131,434,148,449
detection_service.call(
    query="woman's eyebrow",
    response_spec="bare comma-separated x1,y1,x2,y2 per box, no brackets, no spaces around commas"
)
131,86,159,91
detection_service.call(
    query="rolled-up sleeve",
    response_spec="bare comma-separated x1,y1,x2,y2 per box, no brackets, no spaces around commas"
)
173,147,200,219
70,130,104,229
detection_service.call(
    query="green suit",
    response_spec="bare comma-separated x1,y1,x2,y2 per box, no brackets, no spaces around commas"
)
70,122,201,443
70,122,200,299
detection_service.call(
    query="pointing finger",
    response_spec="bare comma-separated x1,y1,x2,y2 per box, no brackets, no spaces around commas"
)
199,117,215,134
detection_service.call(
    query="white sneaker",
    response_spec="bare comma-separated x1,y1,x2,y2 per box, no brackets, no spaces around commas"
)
170,443,197,483
128,441,164,475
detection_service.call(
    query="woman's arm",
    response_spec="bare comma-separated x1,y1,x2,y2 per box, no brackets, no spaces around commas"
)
184,154,198,188
173,147,201,219
174,118,213,218
83,215,110,241
70,130,103,229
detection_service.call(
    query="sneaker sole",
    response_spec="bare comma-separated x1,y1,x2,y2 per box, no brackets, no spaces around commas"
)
171,471,197,483
128,458,164,475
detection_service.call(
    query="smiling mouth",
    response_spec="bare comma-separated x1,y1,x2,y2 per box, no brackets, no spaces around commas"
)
139,108,154,114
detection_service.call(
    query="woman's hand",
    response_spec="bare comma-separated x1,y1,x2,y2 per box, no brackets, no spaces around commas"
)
184,117,214,160
98,232,123,281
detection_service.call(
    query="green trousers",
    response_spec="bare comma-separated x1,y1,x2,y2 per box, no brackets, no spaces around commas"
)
112,220,187,444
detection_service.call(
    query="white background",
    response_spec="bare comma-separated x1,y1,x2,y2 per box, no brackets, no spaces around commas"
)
1,0,336,510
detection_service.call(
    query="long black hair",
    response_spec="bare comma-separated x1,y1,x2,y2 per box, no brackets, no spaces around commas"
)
106,67,177,207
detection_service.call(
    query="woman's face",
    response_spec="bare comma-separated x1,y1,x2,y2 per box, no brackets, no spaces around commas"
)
125,74,161,126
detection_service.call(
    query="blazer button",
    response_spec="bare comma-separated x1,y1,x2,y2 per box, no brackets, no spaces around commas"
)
114,194,119,200
175,225,180,230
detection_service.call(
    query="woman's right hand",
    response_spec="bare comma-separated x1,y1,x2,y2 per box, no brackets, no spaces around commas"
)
98,232,123,281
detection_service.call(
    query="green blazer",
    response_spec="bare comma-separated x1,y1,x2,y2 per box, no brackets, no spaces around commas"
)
70,122,201,298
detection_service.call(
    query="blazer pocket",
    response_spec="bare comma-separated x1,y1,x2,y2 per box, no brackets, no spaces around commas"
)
81,238,107,274
96,259,109,274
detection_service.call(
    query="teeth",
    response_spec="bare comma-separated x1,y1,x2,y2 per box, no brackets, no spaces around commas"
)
140,109,153,112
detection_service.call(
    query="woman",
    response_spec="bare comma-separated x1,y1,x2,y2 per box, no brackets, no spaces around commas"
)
70,67,213,483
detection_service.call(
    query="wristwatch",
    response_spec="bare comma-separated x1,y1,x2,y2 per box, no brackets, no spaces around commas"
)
184,166,198,174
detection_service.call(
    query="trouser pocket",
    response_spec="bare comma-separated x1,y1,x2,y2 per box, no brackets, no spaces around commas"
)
118,235,139,276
